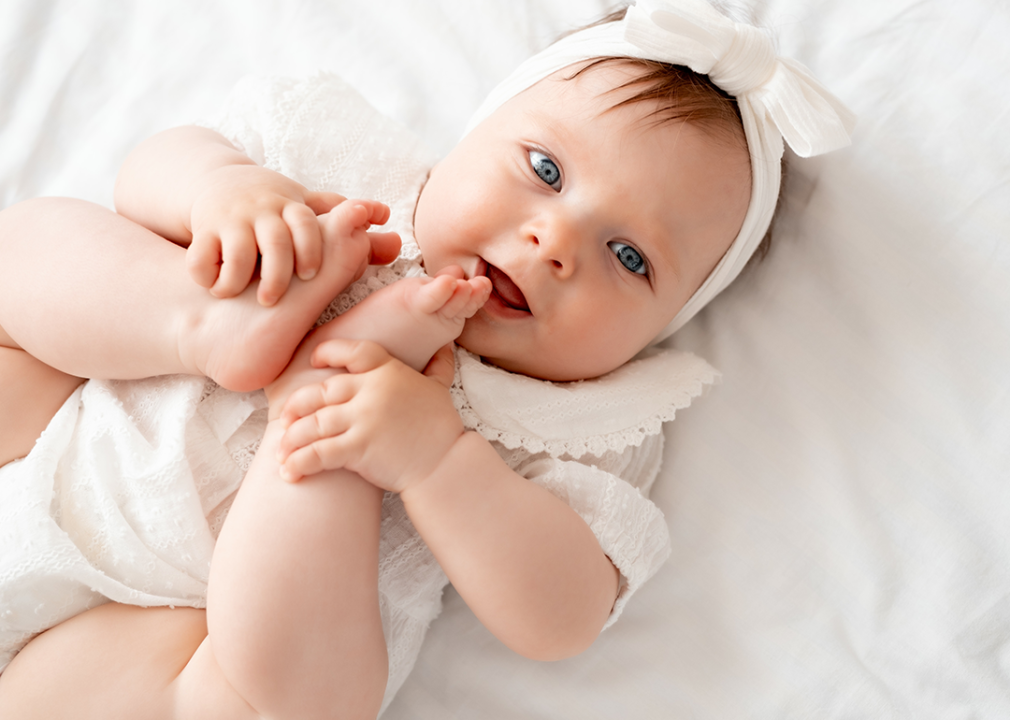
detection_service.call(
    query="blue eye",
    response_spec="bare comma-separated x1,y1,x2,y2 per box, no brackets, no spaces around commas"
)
529,150,562,190
609,241,647,275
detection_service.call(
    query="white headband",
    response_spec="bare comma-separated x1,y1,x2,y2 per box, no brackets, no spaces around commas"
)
463,0,856,341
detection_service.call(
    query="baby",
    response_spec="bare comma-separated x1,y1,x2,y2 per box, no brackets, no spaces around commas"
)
0,1,854,717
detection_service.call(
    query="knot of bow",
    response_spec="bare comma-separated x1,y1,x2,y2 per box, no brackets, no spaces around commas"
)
625,0,855,157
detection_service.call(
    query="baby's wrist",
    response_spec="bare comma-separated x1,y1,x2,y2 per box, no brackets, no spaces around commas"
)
400,430,483,502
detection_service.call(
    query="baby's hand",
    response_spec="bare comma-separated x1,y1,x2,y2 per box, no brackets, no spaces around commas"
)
275,341,463,492
187,164,347,306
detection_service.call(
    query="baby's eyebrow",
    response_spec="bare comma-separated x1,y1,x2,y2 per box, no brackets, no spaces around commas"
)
521,108,571,150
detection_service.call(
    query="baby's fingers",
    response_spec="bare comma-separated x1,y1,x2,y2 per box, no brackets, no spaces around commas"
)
423,344,456,389
255,215,295,306
279,376,357,428
186,232,223,289
213,226,258,298
279,405,350,460
310,338,392,374
284,203,324,281
280,436,352,483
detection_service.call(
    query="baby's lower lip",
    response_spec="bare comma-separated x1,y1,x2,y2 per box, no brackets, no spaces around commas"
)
485,264,530,312
479,260,532,318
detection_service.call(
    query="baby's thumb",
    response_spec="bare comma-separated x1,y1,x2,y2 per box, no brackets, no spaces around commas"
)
423,344,456,388
304,191,348,215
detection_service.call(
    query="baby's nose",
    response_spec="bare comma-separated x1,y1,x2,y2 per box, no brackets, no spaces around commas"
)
530,218,580,278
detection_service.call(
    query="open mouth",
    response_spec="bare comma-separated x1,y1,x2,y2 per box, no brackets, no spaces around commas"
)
485,262,530,313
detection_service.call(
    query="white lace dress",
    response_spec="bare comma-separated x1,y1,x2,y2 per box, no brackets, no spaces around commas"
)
0,74,718,713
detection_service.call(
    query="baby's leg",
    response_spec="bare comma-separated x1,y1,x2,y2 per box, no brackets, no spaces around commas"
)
197,422,388,719
0,344,83,467
0,198,390,392
187,275,490,716
0,429,388,720
0,604,226,720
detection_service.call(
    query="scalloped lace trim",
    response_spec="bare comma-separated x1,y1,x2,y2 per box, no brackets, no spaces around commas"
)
450,347,720,459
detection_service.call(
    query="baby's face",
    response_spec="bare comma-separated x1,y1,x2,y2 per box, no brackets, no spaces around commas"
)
413,62,751,381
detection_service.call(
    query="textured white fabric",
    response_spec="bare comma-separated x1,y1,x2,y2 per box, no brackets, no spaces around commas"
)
0,72,716,713
453,346,718,458
461,0,856,341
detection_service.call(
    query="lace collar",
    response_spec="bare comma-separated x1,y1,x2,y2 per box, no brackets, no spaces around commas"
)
450,347,719,459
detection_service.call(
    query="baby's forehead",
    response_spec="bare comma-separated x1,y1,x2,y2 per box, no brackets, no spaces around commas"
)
524,60,650,111
518,77,743,165
520,57,748,150
513,68,661,138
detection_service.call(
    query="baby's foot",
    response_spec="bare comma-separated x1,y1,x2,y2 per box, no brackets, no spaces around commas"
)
182,200,398,392
324,270,492,371
262,270,490,417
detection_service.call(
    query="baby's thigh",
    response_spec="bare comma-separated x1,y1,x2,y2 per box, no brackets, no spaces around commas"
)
0,603,207,720
0,347,83,467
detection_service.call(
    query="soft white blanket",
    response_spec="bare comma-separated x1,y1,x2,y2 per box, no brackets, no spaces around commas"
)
2,0,1008,717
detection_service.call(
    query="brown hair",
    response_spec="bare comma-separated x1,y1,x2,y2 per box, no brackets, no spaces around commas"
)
563,6,780,267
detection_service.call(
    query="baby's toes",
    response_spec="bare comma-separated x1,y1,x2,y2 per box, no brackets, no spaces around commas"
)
320,201,373,245
439,279,489,321
436,284,472,320
460,277,492,317
359,199,391,226
412,275,457,315
340,202,373,232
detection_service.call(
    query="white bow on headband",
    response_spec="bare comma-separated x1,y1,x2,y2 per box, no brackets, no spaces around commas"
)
625,0,854,157
462,0,856,341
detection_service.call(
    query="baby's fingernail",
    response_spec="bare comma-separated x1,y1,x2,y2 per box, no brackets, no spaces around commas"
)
300,268,317,281
279,466,293,482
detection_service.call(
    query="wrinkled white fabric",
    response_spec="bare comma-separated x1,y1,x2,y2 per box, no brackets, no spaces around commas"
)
0,74,715,714
462,0,856,341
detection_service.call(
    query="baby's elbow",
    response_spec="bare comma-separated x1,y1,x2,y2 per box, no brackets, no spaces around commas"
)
497,561,619,661
508,613,607,662
525,633,599,663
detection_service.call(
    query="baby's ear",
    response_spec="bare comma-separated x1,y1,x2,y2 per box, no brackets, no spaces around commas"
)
422,344,456,388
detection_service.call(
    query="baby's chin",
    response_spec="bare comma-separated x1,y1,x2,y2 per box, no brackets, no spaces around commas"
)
456,335,639,383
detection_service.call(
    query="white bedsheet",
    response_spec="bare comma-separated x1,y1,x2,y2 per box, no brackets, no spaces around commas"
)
2,0,1008,717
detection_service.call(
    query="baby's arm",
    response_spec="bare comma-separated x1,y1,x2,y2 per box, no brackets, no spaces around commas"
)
115,125,348,305
278,342,620,660
406,435,620,659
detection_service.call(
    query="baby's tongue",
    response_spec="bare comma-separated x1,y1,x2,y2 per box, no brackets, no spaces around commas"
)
487,265,529,311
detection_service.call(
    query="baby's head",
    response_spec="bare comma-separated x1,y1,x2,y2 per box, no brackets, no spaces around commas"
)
413,0,854,382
